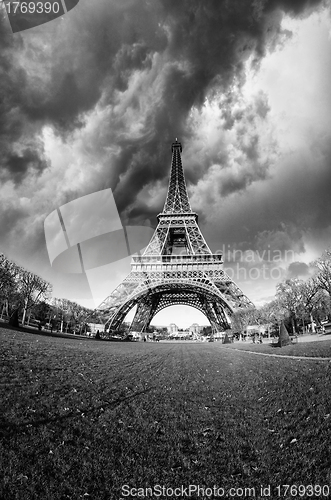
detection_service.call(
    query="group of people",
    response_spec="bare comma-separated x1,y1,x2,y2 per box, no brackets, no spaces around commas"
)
252,333,263,344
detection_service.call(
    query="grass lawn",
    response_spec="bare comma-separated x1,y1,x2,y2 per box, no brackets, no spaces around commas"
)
223,338,331,358
1,327,331,500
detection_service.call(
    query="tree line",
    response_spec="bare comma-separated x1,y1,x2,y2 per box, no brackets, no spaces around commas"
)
231,249,331,336
2,249,331,336
0,253,92,333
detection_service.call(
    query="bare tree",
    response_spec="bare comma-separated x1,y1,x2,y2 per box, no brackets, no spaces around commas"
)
231,306,258,335
52,298,92,333
312,249,331,298
297,278,323,332
259,299,287,335
276,279,303,333
16,269,52,326
0,255,22,320
69,302,92,334
52,298,72,332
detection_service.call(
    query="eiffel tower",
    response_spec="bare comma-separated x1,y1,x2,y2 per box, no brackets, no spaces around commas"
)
96,140,253,333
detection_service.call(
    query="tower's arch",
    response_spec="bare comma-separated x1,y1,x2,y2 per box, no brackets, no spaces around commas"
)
102,280,233,333
151,304,211,330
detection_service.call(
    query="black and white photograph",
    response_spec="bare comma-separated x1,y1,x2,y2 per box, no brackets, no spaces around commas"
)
1,0,331,498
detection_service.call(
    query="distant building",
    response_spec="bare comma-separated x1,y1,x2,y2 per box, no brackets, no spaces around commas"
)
168,323,178,334
87,323,105,334
189,323,201,334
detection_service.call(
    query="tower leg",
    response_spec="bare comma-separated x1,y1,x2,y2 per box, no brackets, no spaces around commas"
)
200,296,224,334
213,302,230,330
130,295,160,332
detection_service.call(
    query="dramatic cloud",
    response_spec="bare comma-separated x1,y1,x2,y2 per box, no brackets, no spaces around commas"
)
0,0,330,312
287,261,311,278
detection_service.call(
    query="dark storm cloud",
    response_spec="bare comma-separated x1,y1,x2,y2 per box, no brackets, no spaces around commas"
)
0,204,28,240
0,0,166,187
222,91,270,131
255,224,306,255
0,13,49,189
0,0,326,215
113,43,155,92
2,148,47,184
22,1,166,129
109,0,326,220
266,0,323,15
252,139,331,241
287,261,311,278
204,134,331,256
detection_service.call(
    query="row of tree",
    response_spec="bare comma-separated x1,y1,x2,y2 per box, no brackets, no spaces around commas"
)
2,249,331,336
0,254,92,333
231,249,331,335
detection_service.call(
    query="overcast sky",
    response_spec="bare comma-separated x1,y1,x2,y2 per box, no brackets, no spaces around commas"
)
0,0,330,327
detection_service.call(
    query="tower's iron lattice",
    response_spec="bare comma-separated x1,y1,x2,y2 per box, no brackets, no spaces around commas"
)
96,140,253,333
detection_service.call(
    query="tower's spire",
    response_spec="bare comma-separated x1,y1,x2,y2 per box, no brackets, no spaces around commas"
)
162,139,192,214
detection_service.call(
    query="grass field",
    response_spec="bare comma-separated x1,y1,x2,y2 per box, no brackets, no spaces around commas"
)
222,338,331,359
1,327,331,500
